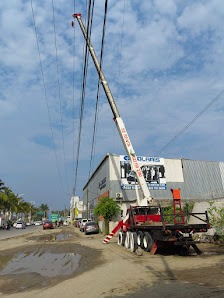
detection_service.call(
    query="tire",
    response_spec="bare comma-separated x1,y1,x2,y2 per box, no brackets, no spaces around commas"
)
117,231,123,246
143,232,153,252
130,232,138,253
122,232,126,246
125,231,131,249
137,231,144,248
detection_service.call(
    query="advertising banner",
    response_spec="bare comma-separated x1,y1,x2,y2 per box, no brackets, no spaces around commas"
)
120,155,166,190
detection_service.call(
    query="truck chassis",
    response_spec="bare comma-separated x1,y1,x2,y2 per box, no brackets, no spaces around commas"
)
118,206,210,254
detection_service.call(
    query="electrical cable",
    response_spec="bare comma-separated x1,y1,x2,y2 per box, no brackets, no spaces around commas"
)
30,0,66,194
51,0,69,193
72,0,76,195
73,0,94,195
155,88,224,156
89,0,108,178
113,0,126,153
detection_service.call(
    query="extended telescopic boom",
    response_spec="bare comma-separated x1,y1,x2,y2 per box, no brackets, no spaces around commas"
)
72,14,152,206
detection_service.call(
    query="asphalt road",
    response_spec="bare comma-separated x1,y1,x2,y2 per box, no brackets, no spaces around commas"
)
0,225,43,240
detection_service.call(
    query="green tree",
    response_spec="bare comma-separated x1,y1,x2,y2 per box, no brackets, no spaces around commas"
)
162,202,194,224
207,201,224,240
94,196,121,235
18,201,32,217
3,188,19,218
0,180,7,211
39,203,49,218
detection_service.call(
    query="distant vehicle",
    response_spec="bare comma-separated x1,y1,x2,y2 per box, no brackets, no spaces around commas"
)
84,222,99,235
74,219,82,227
80,219,92,232
63,220,69,226
34,221,42,226
77,220,82,228
26,222,31,226
43,221,55,230
0,215,6,229
15,222,26,229
57,220,63,227
13,222,17,228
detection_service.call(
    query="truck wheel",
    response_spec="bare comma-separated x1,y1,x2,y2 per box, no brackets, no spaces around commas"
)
143,232,153,252
137,231,144,248
125,231,131,249
130,232,138,253
117,231,123,246
122,232,126,246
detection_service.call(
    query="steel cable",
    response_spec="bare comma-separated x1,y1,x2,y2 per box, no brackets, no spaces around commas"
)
155,88,224,156
51,0,69,193
73,0,94,195
89,0,108,178
30,0,66,194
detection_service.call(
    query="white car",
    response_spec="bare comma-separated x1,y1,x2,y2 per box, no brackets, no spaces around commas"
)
34,221,42,226
80,219,92,232
16,222,26,229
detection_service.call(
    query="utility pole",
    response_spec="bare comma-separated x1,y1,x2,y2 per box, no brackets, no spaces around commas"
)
87,189,89,220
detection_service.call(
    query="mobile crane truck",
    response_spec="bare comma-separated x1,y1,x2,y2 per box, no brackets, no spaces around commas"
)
72,14,210,254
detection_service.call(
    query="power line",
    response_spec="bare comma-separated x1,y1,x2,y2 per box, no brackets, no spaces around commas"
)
72,0,76,195
113,0,126,153
89,0,108,178
155,88,224,156
30,0,66,194
73,0,94,195
51,0,69,193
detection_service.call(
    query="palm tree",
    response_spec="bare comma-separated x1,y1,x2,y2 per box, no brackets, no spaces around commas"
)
0,180,7,212
40,203,49,218
17,200,32,220
3,188,19,219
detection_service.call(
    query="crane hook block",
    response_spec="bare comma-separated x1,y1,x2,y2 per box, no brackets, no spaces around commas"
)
71,21,74,27
73,14,82,18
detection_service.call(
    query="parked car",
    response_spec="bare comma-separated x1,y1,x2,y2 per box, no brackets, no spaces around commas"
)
15,222,26,229
74,219,81,227
0,215,6,229
80,219,92,232
84,222,99,235
34,221,42,226
77,220,82,228
43,221,55,230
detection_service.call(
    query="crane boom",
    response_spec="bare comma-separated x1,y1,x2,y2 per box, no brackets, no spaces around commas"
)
72,14,153,206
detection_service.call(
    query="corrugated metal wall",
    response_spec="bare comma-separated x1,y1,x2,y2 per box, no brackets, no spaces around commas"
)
151,159,224,201
83,155,224,211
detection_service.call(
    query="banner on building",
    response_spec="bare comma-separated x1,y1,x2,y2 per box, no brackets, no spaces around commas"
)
120,155,166,190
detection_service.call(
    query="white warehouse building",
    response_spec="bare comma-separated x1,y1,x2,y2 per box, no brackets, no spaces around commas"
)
82,153,224,225
70,196,83,222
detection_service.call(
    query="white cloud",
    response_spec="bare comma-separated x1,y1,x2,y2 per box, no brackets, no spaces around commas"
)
0,0,223,209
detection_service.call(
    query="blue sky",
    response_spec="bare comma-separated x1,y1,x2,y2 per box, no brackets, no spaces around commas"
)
0,0,224,210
